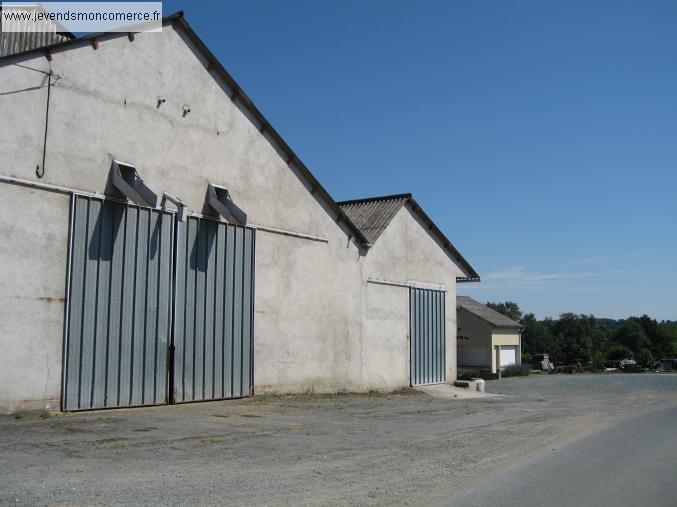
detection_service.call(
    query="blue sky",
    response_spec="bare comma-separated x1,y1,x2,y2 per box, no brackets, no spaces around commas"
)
157,0,676,320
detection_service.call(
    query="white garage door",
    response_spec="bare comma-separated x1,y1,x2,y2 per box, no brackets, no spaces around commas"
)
458,346,490,367
500,346,517,367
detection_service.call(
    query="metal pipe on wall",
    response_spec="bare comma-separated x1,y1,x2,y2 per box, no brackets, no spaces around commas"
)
0,174,330,243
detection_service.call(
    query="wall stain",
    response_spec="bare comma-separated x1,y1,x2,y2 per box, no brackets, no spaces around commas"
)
37,297,65,303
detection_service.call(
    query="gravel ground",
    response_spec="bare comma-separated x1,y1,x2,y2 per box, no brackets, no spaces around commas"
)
1,373,676,506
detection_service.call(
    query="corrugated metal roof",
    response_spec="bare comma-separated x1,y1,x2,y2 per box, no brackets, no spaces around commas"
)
457,296,523,328
0,31,72,58
338,194,410,244
0,4,74,57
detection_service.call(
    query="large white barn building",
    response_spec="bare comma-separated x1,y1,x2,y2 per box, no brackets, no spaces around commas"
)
0,13,478,413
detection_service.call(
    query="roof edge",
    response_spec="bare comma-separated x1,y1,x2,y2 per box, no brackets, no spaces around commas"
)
406,197,480,281
337,193,412,206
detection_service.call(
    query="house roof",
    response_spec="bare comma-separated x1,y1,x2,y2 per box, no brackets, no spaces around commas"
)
338,194,480,281
457,296,523,328
0,12,371,248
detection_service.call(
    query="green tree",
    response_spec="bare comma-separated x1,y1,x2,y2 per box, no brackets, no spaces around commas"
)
520,313,560,363
486,301,522,322
487,306,674,366
589,349,607,369
655,322,677,359
553,313,608,364
612,320,651,356
606,343,634,360
637,348,655,367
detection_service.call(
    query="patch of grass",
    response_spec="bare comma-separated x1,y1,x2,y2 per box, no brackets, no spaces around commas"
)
367,389,385,397
458,368,481,381
39,411,51,419
314,389,350,399
501,364,531,378
479,372,500,381
14,413,23,420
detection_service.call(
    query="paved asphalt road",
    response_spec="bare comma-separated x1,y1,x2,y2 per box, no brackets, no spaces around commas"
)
448,401,677,507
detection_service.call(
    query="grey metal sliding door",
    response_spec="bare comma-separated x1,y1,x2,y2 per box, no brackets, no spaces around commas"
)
410,287,446,386
173,215,255,403
63,195,174,410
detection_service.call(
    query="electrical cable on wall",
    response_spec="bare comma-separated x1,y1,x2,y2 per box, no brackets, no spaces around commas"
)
35,71,52,178
12,63,59,179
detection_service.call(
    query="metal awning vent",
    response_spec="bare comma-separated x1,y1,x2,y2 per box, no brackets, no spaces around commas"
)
207,183,247,225
110,160,158,208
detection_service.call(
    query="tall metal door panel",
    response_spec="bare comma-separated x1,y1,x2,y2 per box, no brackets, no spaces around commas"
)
63,196,174,410
173,215,254,403
410,288,446,386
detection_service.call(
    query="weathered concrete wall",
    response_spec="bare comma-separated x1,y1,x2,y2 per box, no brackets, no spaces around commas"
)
253,233,364,394
360,283,409,389
0,184,69,412
361,204,468,386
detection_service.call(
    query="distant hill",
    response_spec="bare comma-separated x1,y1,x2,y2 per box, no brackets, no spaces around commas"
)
596,318,677,332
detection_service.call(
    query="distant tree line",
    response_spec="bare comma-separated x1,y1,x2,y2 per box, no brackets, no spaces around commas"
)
485,302,677,367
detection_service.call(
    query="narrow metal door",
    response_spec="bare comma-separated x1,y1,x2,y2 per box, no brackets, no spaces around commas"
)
63,195,174,410
410,287,446,386
173,215,255,402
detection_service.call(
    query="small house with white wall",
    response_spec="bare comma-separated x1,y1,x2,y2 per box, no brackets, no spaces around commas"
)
457,296,522,373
